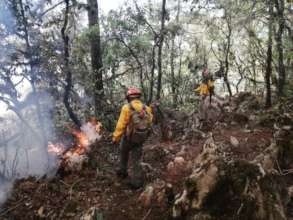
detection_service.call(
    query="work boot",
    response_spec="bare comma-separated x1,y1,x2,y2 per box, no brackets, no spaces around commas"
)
116,169,128,179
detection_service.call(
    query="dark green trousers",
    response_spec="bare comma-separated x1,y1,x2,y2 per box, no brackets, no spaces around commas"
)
119,136,143,185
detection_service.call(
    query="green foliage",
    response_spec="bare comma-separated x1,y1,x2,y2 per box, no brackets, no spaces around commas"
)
1,0,292,134
82,25,101,41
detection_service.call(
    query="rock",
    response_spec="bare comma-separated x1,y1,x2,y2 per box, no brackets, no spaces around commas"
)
243,129,252,133
37,206,45,218
139,185,154,207
167,156,190,182
174,156,186,167
192,213,214,220
80,207,103,220
167,161,175,173
282,125,292,131
249,114,257,121
176,151,185,157
230,136,239,147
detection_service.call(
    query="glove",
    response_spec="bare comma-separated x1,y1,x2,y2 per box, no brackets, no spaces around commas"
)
112,137,119,145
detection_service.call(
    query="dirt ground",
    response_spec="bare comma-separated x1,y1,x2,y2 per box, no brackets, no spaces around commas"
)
2,121,290,220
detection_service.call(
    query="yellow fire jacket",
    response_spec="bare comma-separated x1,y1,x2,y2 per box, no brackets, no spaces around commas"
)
194,80,214,96
112,99,153,143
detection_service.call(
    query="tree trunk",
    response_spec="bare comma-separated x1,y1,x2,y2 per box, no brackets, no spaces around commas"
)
148,41,156,104
252,58,257,94
265,0,273,108
177,36,183,104
274,0,286,97
170,0,181,108
223,13,233,97
156,0,167,100
87,0,104,114
62,0,81,128
170,34,177,107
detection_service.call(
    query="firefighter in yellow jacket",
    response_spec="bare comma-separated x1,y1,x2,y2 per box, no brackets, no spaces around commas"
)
194,68,214,96
113,87,153,189
195,67,215,120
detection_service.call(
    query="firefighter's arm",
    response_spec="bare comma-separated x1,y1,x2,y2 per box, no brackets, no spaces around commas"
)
112,105,130,143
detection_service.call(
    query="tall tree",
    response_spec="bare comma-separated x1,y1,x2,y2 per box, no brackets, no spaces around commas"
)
87,0,104,113
265,0,273,108
223,10,233,97
170,0,181,107
62,0,81,127
156,0,167,100
148,37,157,104
274,0,286,97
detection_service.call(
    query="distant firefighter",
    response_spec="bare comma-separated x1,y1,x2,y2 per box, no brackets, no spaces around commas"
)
195,67,215,120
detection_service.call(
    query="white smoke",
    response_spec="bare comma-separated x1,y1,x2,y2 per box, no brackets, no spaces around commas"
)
0,0,15,34
0,91,56,206
80,122,101,145
0,178,12,208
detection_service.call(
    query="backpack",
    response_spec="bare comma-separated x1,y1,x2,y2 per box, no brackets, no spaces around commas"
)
126,103,151,144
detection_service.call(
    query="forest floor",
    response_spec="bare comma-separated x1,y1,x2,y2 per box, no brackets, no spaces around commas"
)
1,94,293,220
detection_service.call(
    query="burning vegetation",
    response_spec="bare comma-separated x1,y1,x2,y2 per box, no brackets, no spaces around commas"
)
48,119,102,172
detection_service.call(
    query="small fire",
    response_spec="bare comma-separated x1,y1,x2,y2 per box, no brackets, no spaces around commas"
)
48,118,102,170
48,142,65,156
71,129,90,150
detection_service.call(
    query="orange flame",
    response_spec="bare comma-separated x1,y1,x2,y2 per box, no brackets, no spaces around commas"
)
71,129,90,150
47,119,101,161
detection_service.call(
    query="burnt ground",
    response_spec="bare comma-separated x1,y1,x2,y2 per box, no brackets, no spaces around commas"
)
2,121,290,220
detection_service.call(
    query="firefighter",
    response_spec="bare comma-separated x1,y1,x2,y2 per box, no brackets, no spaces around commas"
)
112,87,153,189
194,67,215,120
